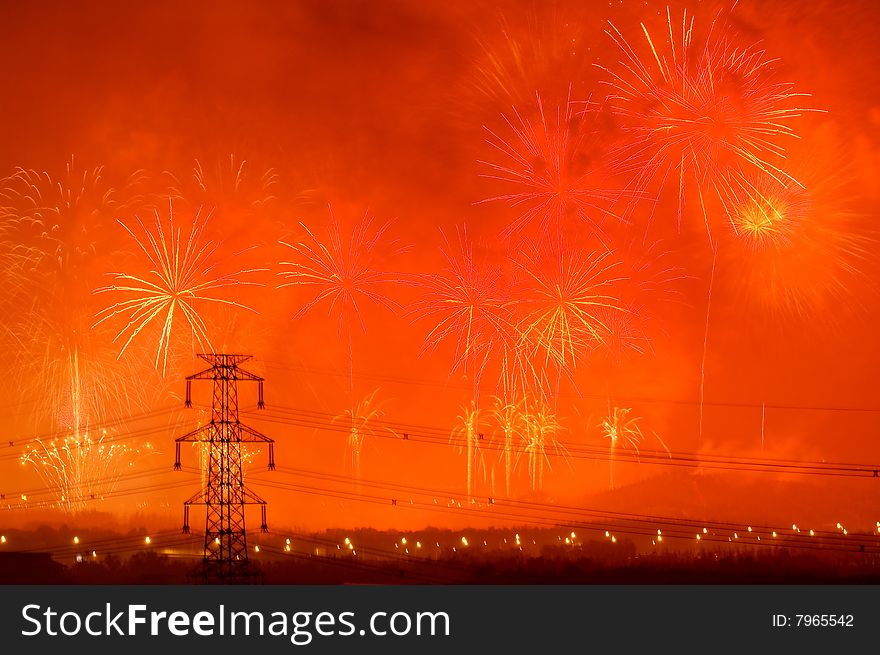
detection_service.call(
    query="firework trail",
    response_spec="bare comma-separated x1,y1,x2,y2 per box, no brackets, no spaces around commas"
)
449,402,485,500
519,399,566,493
599,404,670,490
488,300,547,495
333,389,392,480
599,405,643,491
12,312,150,438
489,396,525,497
699,247,716,443
94,198,264,375
479,90,626,241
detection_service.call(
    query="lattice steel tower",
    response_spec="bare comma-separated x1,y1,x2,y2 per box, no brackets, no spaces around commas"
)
174,354,275,583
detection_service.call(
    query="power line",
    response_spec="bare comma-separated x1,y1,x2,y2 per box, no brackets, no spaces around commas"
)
258,358,880,414
243,403,880,478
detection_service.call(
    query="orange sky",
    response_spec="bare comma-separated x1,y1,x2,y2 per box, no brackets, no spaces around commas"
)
0,0,878,535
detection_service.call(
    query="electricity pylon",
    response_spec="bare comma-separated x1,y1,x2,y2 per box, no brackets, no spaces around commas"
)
174,354,274,583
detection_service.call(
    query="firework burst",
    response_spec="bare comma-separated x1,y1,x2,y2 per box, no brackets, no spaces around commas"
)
15,317,148,433
470,7,599,109
1,159,150,435
0,158,148,280
720,163,871,322
514,237,625,387
278,206,402,336
20,427,149,513
480,90,630,242
596,7,815,440
600,405,643,491
412,226,511,384
279,207,403,479
166,154,278,219
593,239,686,365
413,227,519,497
597,7,815,241
94,199,264,375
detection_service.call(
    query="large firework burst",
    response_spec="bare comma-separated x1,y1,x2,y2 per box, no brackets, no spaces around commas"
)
597,6,815,241
479,90,626,241
94,199,263,375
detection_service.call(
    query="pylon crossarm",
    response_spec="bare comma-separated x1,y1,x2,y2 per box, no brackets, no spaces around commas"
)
176,424,213,443
241,487,267,506
183,488,208,505
186,366,219,381
239,424,273,443
229,368,264,383
197,353,252,365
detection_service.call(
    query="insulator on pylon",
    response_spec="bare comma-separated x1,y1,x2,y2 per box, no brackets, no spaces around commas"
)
183,506,190,534
184,380,192,408
268,444,275,471
257,382,264,409
174,442,181,470
261,505,268,532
